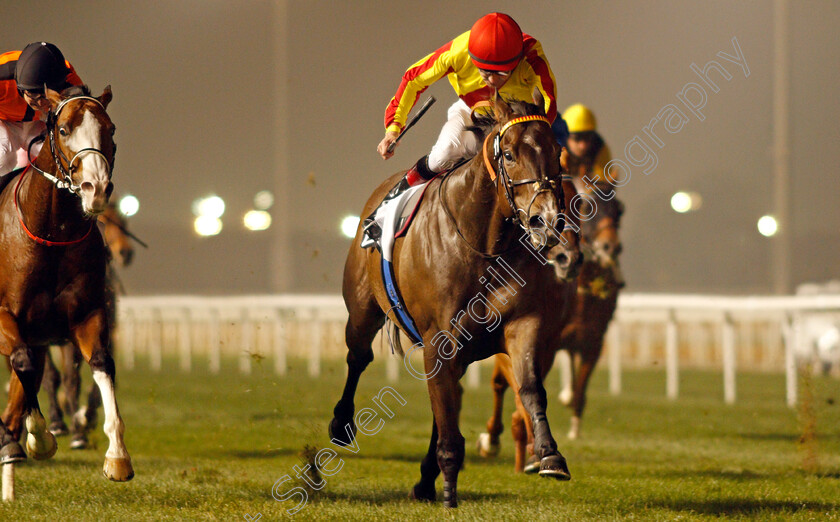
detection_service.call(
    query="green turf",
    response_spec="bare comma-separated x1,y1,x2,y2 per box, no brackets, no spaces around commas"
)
0,356,838,521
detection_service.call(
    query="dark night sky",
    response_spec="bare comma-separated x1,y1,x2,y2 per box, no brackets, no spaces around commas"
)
4,1,839,295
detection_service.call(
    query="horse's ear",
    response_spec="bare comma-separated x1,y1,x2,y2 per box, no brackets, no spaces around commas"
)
493,95,513,123
45,87,62,110
532,87,545,115
99,85,113,109
559,146,569,173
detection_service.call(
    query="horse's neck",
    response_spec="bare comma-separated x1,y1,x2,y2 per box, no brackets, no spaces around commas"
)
441,156,513,256
19,147,87,234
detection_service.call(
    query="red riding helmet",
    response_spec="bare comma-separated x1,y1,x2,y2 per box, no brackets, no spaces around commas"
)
468,13,524,72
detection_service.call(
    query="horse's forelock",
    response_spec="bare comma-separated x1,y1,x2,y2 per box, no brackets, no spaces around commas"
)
61,84,91,98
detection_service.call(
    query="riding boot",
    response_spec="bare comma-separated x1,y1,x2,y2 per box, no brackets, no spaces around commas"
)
363,156,435,241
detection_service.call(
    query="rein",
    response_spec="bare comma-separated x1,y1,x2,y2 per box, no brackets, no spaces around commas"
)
14,165,93,247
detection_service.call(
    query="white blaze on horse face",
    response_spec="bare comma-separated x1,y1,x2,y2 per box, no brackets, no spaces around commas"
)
67,110,111,213
92,370,129,459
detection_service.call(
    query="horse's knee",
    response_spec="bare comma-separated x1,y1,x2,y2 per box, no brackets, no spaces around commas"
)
89,350,115,376
9,348,34,374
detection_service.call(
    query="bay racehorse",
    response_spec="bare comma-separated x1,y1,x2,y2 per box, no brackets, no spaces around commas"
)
0,85,133,481
477,192,624,471
330,95,580,507
41,201,137,448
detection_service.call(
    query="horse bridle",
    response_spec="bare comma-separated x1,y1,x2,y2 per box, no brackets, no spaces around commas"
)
28,95,114,196
482,115,573,236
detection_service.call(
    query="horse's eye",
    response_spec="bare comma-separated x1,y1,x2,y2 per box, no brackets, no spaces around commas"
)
110,126,116,136
58,127,68,137
503,151,513,162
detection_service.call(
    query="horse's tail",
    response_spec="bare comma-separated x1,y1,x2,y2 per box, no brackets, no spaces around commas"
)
384,319,405,357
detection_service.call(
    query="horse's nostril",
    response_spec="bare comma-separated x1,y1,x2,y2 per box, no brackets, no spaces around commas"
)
80,181,94,193
556,253,569,267
528,215,544,229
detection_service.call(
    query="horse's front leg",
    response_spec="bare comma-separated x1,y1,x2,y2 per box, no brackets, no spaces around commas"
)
425,357,465,508
0,312,56,462
73,309,133,481
510,342,570,480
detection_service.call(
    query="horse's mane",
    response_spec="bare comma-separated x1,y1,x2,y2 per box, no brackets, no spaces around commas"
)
61,84,92,97
467,98,545,139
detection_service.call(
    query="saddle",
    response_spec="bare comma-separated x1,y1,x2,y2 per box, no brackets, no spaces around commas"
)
360,180,433,254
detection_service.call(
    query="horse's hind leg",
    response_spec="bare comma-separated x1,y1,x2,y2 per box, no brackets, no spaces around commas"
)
42,347,69,436
477,355,508,458
57,342,91,449
73,309,133,481
411,420,440,501
329,286,384,446
568,343,604,440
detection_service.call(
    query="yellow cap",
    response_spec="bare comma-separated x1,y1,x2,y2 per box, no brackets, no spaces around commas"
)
562,103,597,133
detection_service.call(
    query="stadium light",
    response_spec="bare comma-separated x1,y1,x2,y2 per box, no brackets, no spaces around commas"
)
192,195,225,219
671,191,702,213
341,215,360,239
757,215,779,237
254,190,274,210
194,215,222,237
244,210,271,231
118,194,139,217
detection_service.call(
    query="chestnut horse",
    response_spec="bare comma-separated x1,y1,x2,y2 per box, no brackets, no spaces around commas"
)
477,192,624,471
41,201,137,448
330,96,580,507
0,86,133,481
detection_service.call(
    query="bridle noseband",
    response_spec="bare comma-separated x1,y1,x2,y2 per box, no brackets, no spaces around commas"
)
28,95,114,196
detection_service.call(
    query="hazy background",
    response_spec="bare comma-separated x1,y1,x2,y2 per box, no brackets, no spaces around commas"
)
4,0,838,296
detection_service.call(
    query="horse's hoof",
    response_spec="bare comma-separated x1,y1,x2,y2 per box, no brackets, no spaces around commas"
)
0,442,26,464
26,430,58,460
70,434,89,450
410,481,435,502
328,417,357,447
50,420,70,436
103,457,134,481
476,432,500,458
523,454,540,474
538,454,571,480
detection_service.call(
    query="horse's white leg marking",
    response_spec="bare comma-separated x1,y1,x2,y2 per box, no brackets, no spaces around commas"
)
567,416,581,440
24,409,57,460
92,370,128,460
476,432,500,458
558,351,574,405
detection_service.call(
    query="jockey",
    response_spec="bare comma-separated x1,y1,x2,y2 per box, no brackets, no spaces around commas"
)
376,12,557,201
559,103,613,195
0,42,83,177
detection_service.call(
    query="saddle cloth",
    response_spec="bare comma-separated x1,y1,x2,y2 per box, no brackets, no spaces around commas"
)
360,181,433,261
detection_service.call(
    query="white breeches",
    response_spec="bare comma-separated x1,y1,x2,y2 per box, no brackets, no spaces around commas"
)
0,120,45,176
427,99,481,173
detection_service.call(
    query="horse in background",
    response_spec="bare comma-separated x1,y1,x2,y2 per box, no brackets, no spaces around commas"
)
0,85,132,482
477,192,624,471
330,95,580,507
41,201,137,449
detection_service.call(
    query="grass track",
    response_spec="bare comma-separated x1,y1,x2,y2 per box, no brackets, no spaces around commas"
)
0,355,838,521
